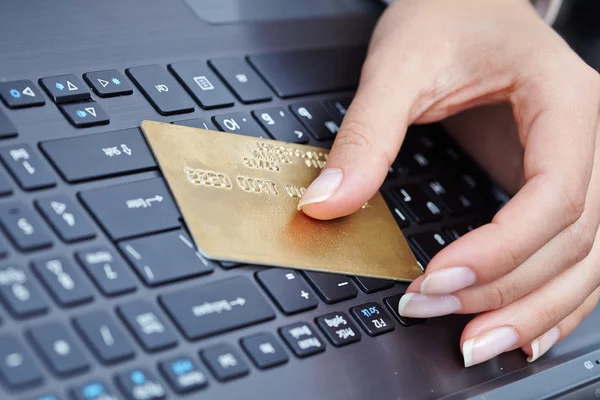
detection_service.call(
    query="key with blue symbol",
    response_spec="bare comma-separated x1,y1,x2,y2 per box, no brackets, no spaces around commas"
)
59,101,110,128
40,75,90,104
116,368,166,400
0,80,45,108
84,70,134,98
159,356,208,393
71,381,120,400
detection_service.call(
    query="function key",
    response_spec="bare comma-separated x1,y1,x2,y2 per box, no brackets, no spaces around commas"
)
0,201,53,251
32,256,93,307
59,101,110,128
159,356,208,394
353,276,395,293
172,118,216,130
241,332,288,370
350,302,395,336
127,65,194,116
115,368,166,400
315,311,361,347
384,294,425,326
36,195,96,243
279,322,325,358
290,102,339,141
120,230,214,286
118,300,177,352
0,265,48,318
0,109,18,139
159,276,275,340
83,70,133,98
324,97,351,124
169,61,235,109
71,381,119,400
252,106,309,143
40,128,157,183
76,247,137,296
302,271,357,304
201,343,249,382
393,184,443,223
39,74,90,104
28,321,89,376
73,310,135,365
0,334,43,389
213,111,266,138
209,57,272,103
410,231,448,264
0,144,56,190
256,269,318,314
0,80,45,108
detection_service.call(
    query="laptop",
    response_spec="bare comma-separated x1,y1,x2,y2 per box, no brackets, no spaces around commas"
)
0,1,599,399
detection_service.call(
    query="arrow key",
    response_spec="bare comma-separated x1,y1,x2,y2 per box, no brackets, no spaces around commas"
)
84,70,134,98
40,74,90,104
0,80,45,108
59,101,110,128
36,195,96,243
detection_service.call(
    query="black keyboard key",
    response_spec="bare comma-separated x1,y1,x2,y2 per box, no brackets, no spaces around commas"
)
425,178,478,216
248,47,363,98
160,276,274,340
40,75,90,104
59,101,110,128
120,230,214,286
213,112,266,138
73,310,135,364
169,61,235,109
316,311,361,347
201,343,249,382
0,169,12,196
252,106,309,143
353,276,394,293
79,178,180,240
28,322,89,376
302,271,357,304
159,356,208,394
0,335,43,389
410,231,448,263
445,222,477,241
394,185,443,223
76,247,137,296
256,269,318,314
172,118,216,130
383,192,410,228
0,144,56,190
279,322,325,358
324,97,351,124
36,195,96,243
290,102,339,140
116,368,166,400
0,265,48,318
209,57,272,103
0,80,45,108
241,332,288,370
118,300,177,352
32,256,93,307
127,65,194,116
0,202,53,251
84,70,133,98
41,128,156,183
71,381,119,400
396,147,435,175
350,302,395,336
384,294,425,326
0,109,17,139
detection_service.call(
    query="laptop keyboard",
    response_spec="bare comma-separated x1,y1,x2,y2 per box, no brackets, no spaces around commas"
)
0,47,505,400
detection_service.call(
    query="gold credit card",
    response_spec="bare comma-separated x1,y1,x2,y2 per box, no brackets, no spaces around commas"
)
141,120,422,281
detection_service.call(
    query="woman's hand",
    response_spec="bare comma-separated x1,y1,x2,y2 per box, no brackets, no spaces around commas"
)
298,0,600,367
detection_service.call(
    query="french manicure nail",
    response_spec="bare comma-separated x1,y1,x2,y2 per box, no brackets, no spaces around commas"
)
398,292,461,318
527,327,560,362
462,326,519,367
420,266,477,295
297,168,343,210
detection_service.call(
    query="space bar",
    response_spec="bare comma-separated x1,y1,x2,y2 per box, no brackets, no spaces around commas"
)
248,46,366,98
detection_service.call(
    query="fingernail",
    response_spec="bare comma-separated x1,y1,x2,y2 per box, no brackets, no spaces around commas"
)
420,266,477,295
398,292,461,318
527,327,560,362
462,326,519,367
297,168,343,210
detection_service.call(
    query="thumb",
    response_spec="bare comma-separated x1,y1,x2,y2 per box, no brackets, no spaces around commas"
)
298,71,413,220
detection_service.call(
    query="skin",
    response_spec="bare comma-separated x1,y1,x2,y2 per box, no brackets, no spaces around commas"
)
299,0,600,366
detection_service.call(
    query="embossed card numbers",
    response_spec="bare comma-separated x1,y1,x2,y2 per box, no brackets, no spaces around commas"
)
141,121,422,281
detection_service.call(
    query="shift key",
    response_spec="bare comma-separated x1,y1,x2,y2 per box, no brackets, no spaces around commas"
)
40,128,156,183
79,178,180,240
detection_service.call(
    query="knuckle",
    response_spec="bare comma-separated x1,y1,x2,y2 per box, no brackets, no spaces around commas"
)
568,218,596,262
485,281,515,311
334,120,394,163
531,306,557,331
562,188,586,225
